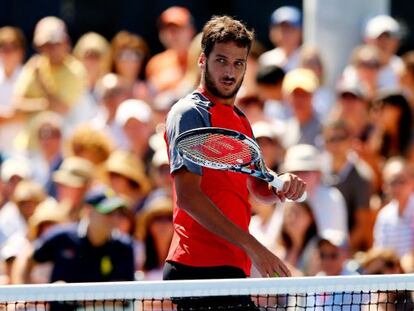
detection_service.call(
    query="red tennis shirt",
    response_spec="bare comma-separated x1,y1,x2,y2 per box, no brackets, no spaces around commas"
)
165,88,254,275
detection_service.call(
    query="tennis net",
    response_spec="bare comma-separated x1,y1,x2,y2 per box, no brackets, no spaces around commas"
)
0,274,413,310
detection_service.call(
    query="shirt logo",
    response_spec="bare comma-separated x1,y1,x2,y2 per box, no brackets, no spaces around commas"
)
100,255,113,275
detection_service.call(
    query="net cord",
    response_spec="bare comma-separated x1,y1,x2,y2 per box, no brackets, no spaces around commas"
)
0,274,413,302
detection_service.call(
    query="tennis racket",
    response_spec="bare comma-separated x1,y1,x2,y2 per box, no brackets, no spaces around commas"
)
174,127,306,202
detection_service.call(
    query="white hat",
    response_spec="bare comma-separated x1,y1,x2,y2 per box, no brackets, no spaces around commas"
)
33,16,68,47
281,144,320,173
1,158,32,182
318,229,348,249
115,99,152,126
365,15,400,39
252,121,282,141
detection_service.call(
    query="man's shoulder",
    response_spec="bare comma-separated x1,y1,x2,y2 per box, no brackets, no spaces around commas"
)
168,91,212,118
39,222,79,242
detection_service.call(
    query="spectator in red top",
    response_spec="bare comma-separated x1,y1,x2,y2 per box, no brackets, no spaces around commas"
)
146,6,195,93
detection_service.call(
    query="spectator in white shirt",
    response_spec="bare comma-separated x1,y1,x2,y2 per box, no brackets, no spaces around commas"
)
281,144,349,237
259,6,302,72
374,157,414,257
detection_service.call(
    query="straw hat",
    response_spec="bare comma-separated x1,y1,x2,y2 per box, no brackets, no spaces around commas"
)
135,197,173,241
53,156,94,188
28,198,69,240
106,150,151,194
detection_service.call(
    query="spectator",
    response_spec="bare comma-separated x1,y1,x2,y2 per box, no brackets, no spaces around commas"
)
360,248,410,310
281,68,322,148
330,79,371,140
0,157,32,225
0,180,45,283
322,120,374,252
111,30,153,102
364,15,403,89
259,6,302,71
114,99,154,164
360,248,402,275
92,73,131,149
273,201,319,276
146,6,195,92
13,191,134,290
13,16,86,119
52,156,94,220
299,46,335,121
235,94,266,124
12,197,69,284
135,198,173,280
145,147,172,208
373,157,414,257
281,144,348,236
106,150,151,214
27,111,63,197
0,26,26,155
368,90,413,160
315,229,355,276
251,120,284,172
72,32,112,123
341,44,382,101
255,64,290,121
67,123,113,166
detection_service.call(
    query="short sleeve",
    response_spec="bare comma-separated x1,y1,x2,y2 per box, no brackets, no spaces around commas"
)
165,99,208,176
32,226,62,263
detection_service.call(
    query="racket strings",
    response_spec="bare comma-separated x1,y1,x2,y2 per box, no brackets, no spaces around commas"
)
177,133,258,167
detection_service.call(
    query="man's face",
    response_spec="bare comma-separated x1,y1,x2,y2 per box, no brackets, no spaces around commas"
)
201,41,248,100
318,241,345,276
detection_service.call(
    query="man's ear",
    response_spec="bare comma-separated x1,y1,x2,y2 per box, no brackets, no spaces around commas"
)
198,53,206,70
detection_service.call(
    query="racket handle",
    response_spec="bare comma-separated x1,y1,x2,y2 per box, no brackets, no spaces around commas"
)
269,176,307,202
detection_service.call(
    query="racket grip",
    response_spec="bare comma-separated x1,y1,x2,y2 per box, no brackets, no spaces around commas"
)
269,176,307,202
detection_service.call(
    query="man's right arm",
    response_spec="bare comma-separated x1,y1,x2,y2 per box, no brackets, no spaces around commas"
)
174,167,291,278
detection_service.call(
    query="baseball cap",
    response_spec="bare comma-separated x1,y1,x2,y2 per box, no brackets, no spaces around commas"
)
53,157,94,188
33,16,68,47
281,144,320,173
365,15,401,39
115,99,152,126
318,229,349,249
270,6,302,27
337,79,366,99
159,6,192,27
85,187,128,214
1,158,31,182
282,68,319,95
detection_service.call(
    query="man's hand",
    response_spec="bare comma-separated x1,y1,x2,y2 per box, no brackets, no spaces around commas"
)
244,236,291,278
271,173,306,202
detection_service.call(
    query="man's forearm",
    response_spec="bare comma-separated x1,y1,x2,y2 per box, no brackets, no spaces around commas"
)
176,183,256,252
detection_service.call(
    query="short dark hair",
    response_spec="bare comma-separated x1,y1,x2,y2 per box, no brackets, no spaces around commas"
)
256,65,285,85
201,15,254,57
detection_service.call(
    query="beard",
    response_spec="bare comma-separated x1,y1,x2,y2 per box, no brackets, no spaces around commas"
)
204,62,244,99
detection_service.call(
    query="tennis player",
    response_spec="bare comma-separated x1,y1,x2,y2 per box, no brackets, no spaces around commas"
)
163,15,306,310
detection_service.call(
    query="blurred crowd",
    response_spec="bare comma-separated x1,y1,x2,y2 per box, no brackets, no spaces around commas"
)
0,4,413,289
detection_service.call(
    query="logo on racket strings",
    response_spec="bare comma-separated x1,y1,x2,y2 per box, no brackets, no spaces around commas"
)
191,137,245,160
